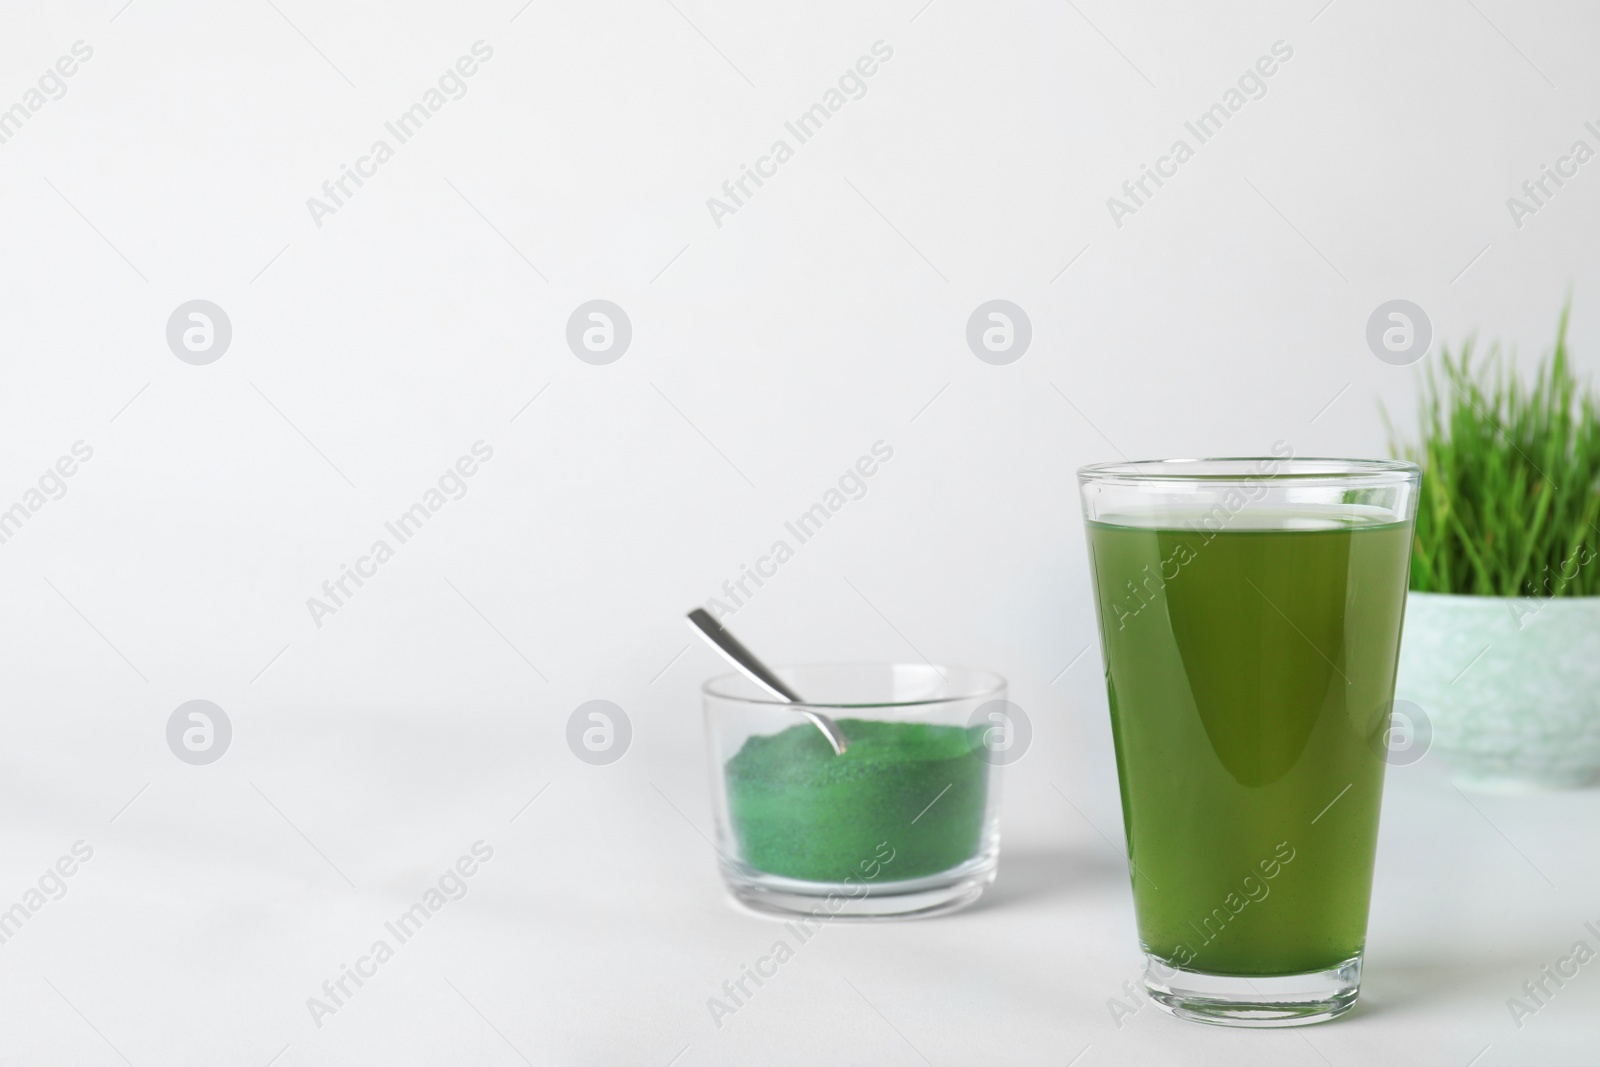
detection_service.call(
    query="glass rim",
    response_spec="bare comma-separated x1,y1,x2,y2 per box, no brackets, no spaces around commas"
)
701,662,1006,709
1077,457,1421,485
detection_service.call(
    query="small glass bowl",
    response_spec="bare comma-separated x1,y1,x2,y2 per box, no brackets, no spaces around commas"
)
703,663,1006,920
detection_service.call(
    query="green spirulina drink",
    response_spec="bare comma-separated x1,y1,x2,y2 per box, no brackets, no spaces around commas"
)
1087,509,1411,977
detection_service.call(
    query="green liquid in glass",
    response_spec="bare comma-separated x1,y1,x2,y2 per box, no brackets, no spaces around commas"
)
1087,512,1410,976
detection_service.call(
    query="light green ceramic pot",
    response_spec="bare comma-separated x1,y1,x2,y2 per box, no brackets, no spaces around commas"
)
1397,591,1600,791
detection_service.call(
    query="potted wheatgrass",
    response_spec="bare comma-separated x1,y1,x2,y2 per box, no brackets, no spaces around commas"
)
1390,306,1600,790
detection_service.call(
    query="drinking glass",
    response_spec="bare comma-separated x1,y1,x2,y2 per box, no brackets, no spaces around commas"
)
1078,457,1420,1025
703,663,1007,920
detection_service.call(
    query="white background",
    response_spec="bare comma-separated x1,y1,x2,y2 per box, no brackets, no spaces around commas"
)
2,0,1599,1063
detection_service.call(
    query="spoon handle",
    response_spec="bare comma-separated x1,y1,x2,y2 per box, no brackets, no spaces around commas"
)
685,609,849,755
686,608,802,701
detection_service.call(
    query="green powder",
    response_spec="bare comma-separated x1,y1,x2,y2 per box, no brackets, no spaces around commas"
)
724,718,988,883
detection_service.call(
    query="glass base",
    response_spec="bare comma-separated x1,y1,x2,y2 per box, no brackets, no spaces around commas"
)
722,854,996,921
1142,953,1362,1027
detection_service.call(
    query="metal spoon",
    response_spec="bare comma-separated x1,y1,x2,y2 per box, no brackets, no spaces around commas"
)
685,608,849,755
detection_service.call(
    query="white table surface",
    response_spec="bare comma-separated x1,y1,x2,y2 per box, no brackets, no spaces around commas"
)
4,697,1597,1067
